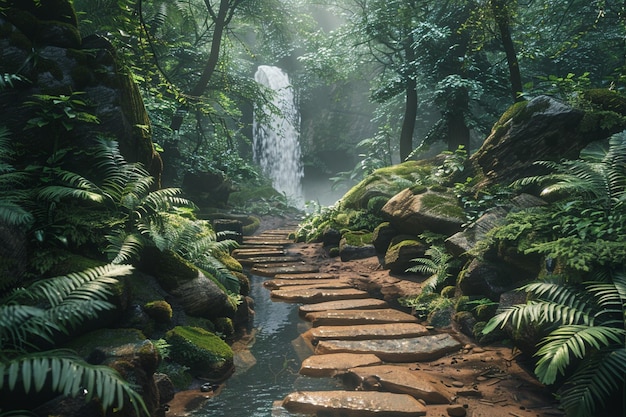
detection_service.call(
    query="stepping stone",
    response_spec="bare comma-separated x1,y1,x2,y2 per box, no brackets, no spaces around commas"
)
305,308,418,326
264,279,351,290
315,333,462,362
238,244,285,251
299,353,382,377
344,365,453,404
231,249,286,258
299,298,388,316
251,264,319,277
270,288,369,303
281,390,426,417
238,256,302,266
303,322,429,342
243,237,293,245
274,272,338,280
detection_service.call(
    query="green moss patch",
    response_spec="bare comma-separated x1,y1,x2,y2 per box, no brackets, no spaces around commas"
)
165,326,233,379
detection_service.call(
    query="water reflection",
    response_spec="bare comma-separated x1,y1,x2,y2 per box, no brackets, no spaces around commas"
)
197,274,337,416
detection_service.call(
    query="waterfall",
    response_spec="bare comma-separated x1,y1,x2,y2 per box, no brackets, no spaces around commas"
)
253,65,304,207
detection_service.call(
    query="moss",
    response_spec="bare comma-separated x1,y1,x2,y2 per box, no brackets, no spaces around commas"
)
440,285,456,298
214,317,234,337
582,89,626,115
341,160,432,210
421,192,466,219
165,326,233,378
496,100,528,127
342,230,373,246
65,328,146,359
216,252,243,273
329,246,340,257
454,295,472,312
409,184,428,194
185,316,216,332
234,271,250,296
141,246,198,292
143,300,173,323
242,216,261,235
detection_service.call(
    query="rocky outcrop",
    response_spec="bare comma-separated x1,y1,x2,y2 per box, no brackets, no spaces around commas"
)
470,95,626,189
0,1,161,182
381,187,465,236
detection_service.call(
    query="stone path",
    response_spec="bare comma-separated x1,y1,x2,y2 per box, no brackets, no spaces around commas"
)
231,227,464,417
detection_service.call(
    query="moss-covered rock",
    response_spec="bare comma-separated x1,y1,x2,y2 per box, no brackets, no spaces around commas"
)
216,252,243,273
372,222,398,253
143,300,173,323
340,160,433,210
384,237,427,274
165,326,234,379
140,246,199,292
338,231,376,261
381,188,465,236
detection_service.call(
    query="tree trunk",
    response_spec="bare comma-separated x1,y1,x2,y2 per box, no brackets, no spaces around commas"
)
491,0,524,102
400,39,417,161
170,0,231,131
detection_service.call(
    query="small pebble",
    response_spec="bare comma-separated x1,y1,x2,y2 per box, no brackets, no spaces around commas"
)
452,381,465,388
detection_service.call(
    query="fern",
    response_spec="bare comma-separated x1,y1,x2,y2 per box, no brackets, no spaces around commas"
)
406,245,453,293
483,269,626,416
0,265,147,414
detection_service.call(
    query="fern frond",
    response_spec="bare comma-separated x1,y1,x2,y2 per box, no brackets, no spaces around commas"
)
105,231,145,264
28,265,132,307
0,200,34,226
534,325,626,385
559,347,626,417
0,350,148,415
197,258,241,294
0,304,59,349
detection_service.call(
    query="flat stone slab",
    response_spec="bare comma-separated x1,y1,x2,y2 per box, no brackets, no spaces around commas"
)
274,272,338,280
299,353,382,377
243,237,293,245
238,256,302,266
315,333,462,362
231,249,286,258
299,299,388,316
238,244,285,251
345,365,453,404
282,390,427,417
264,278,352,290
303,322,430,342
251,264,320,277
270,288,369,303
305,308,418,327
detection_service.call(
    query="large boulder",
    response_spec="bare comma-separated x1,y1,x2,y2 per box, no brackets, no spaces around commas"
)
457,258,534,301
470,94,626,189
381,187,465,236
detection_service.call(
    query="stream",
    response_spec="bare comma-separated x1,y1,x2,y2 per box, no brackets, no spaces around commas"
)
197,273,339,416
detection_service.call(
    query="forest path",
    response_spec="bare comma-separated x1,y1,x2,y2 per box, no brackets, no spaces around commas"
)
230,225,564,417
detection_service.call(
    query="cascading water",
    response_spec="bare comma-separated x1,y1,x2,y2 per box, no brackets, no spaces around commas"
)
253,65,304,207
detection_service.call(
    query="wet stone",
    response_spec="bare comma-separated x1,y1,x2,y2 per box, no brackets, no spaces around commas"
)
299,298,388,316
303,322,430,342
305,308,419,327
264,278,352,290
270,287,369,303
344,365,453,404
251,264,320,277
299,353,383,377
447,404,468,417
231,248,286,258
274,272,338,280
281,390,427,417
315,333,462,362
238,256,302,266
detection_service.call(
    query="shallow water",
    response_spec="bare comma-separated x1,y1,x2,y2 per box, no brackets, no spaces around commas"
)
196,274,339,416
